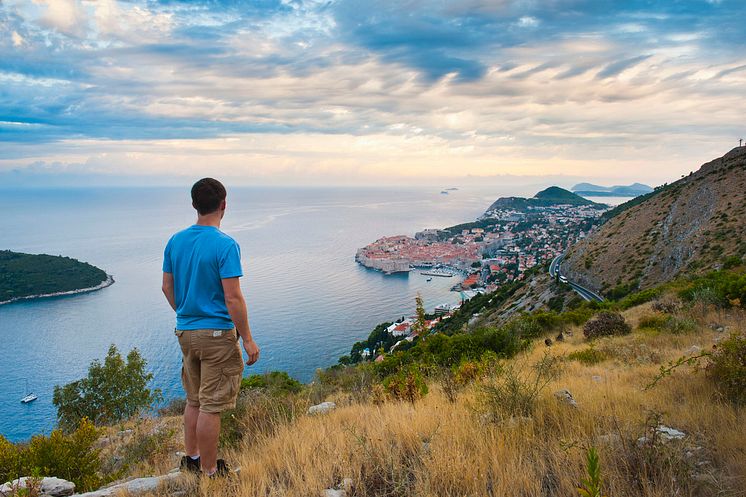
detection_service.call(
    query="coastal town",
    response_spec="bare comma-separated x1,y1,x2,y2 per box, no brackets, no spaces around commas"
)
356,188,608,295
350,188,610,363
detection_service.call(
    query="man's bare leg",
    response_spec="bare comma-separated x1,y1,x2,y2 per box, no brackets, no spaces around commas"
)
184,404,200,458
197,411,221,474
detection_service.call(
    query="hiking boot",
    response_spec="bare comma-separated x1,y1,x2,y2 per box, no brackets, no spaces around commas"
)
179,455,201,474
207,459,232,478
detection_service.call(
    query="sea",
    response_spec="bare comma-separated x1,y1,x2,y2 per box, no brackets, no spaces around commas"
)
0,184,559,442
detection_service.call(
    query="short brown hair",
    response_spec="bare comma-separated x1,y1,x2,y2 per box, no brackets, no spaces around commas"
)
191,178,226,215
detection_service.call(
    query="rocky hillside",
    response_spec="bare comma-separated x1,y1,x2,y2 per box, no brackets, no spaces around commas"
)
562,146,746,296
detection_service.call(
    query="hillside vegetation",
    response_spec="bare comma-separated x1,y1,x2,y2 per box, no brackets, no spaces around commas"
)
4,267,742,496
0,250,109,303
484,186,600,213
561,147,746,297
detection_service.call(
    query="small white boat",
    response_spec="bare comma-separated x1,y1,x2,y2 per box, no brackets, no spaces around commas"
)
21,379,37,404
21,393,38,404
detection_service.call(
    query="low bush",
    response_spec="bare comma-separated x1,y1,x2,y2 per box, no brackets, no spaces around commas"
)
119,424,177,471
220,389,302,448
707,332,746,405
583,312,631,339
679,270,746,308
383,366,428,404
241,371,303,395
0,418,106,492
618,287,663,310
567,347,609,365
478,352,562,421
638,314,696,334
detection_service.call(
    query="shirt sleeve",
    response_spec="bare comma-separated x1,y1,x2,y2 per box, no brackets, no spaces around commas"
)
162,238,173,273
219,240,243,279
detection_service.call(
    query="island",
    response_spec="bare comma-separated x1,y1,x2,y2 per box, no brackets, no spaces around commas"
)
571,182,653,197
0,250,113,305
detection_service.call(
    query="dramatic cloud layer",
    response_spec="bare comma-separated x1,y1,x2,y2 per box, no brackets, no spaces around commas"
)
1,0,744,185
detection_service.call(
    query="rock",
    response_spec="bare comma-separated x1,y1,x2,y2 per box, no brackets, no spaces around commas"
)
323,489,345,497
657,425,686,441
553,389,578,408
74,473,181,496
591,375,603,383
688,345,702,354
1,477,75,497
637,425,686,446
709,323,725,333
308,401,336,415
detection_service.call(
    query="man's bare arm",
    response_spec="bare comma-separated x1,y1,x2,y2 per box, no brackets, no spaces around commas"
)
222,277,260,365
162,272,176,311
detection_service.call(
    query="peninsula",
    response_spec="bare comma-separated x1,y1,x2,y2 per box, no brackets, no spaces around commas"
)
0,250,113,305
355,187,608,291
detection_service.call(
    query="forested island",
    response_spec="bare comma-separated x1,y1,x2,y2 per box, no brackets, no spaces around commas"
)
0,250,112,305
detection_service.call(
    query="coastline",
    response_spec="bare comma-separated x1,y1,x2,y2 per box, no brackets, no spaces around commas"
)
0,275,115,306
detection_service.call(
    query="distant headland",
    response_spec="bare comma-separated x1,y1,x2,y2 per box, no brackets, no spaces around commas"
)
0,250,113,305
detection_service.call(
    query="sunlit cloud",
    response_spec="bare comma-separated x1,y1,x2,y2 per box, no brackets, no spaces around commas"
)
1,0,744,186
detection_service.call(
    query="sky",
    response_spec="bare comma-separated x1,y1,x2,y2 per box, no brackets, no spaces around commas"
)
1,0,745,187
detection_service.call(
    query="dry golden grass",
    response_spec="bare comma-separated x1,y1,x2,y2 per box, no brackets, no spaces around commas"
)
133,305,744,497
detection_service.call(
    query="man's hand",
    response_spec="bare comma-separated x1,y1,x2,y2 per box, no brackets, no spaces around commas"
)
243,338,260,366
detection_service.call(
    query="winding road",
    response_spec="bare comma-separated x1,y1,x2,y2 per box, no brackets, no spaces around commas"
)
549,254,604,303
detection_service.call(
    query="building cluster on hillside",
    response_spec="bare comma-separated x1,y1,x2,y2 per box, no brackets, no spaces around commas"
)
360,303,462,362
356,202,607,289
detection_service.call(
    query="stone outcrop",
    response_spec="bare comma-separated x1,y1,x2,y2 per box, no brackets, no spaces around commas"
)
308,401,336,415
1,477,75,497
74,473,181,496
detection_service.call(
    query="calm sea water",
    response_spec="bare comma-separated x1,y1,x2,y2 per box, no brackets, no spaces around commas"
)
0,185,540,442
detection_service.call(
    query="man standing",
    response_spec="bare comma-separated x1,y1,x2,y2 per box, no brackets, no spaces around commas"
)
162,178,260,477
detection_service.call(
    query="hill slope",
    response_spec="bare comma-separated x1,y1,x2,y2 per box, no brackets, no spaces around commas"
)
562,146,746,295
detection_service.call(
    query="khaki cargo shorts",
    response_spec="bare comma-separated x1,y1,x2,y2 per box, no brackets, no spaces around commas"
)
175,328,244,413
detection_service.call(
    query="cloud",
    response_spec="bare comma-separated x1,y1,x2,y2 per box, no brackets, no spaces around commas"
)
0,0,745,186
596,55,651,79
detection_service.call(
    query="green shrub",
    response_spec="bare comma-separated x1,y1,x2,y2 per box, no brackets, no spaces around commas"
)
240,371,303,395
53,345,161,432
679,270,746,308
0,435,21,485
618,287,663,310
567,347,609,365
583,312,631,340
383,366,428,404
707,332,746,405
638,314,696,335
0,419,106,492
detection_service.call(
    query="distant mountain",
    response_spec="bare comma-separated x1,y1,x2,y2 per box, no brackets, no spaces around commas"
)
571,182,653,197
562,147,746,296
484,186,602,214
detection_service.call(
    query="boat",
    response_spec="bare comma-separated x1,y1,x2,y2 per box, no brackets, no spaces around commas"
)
426,277,432,282
20,379,37,404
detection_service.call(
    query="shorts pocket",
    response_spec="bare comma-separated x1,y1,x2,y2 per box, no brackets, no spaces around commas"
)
219,366,243,403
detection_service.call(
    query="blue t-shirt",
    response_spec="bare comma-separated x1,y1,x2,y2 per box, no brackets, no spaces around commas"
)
162,225,243,330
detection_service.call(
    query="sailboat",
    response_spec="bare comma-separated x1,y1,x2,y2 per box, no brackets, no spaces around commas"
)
20,379,37,404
